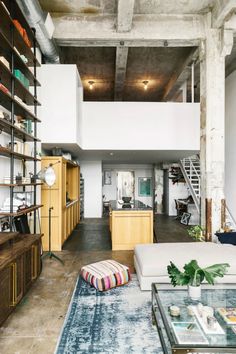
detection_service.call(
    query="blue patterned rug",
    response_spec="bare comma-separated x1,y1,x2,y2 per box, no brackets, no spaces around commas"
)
55,275,163,354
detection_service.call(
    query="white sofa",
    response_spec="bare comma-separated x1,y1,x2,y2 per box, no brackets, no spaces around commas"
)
134,242,236,290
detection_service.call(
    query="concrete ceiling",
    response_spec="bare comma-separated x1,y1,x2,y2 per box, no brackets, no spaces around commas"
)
61,46,194,101
38,0,236,103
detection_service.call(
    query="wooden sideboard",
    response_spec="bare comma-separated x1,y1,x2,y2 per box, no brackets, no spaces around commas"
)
0,232,42,326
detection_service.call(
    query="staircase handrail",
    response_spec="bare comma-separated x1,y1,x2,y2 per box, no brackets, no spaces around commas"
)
180,156,200,214
182,157,201,195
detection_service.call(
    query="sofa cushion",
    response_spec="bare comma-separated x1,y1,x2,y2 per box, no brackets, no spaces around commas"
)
134,242,236,277
216,232,236,245
81,260,131,291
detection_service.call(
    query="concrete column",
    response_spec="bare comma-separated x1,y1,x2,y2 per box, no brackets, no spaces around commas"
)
200,27,233,240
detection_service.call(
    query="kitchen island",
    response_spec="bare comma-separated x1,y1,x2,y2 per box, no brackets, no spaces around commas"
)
109,200,153,251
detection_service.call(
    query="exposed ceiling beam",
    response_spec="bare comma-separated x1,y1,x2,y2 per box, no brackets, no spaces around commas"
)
114,47,128,101
52,14,205,47
114,0,134,100
117,0,135,32
212,0,236,28
162,48,199,101
56,39,200,47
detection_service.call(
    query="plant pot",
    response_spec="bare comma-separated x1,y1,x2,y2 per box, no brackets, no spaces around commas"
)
188,285,201,300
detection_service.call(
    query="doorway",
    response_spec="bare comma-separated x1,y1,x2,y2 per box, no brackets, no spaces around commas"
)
116,171,135,200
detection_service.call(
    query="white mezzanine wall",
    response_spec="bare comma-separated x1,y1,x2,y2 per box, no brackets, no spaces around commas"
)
82,102,200,150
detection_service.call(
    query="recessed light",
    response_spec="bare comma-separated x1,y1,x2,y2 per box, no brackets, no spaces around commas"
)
110,152,114,156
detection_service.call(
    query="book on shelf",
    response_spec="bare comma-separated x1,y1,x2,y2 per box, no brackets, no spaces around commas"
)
217,308,236,325
171,321,208,345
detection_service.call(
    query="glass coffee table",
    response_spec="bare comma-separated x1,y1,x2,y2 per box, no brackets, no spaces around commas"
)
152,284,236,353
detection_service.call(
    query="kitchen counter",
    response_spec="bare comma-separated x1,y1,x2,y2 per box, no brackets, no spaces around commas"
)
109,200,153,250
109,200,152,211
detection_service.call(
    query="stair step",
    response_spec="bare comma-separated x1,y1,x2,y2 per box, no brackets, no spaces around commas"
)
185,167,200,170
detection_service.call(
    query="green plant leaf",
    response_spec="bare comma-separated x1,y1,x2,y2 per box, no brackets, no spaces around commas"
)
167,260,229,286
167,261,190,286
183,260,204,285
202,263,230,285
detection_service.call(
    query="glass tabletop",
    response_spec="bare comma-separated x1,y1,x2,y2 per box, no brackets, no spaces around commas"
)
154,285,236,349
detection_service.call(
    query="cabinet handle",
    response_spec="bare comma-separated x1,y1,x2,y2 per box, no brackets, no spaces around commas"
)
10,263,17,306
31,245,37,280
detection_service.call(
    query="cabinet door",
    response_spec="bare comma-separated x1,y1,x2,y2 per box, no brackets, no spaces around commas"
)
24,240,41,291
24,248,32,292
0,266,12,325
31,241,41,280
15,255,24,304
12,255,24,306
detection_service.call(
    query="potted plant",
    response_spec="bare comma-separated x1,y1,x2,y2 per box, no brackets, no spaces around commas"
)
167,260,230,300
187,225,205,242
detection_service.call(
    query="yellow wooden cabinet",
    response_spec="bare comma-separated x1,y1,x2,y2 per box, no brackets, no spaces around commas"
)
41,157,80,251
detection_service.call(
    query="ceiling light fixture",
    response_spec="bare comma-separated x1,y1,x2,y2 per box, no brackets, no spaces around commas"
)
88,80,94,90
143,80,149,90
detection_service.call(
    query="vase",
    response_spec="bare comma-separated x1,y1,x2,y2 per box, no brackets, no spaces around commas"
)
188,284,201,300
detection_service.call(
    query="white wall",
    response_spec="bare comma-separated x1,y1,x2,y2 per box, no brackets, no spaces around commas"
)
102,164,153,207
168,179,189,216
39,64,83,145
82,102,200,150
80,161,102,218
225,70,236,220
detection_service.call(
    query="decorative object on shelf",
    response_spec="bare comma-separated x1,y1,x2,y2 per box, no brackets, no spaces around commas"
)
167,260,230,300
187,225,205,241
138,177,151,196
0,216,10,231
0,110,10,121
52,147,62,156
15,173,22,184
0,83,9,94
0,55,10,69
13,191,33,207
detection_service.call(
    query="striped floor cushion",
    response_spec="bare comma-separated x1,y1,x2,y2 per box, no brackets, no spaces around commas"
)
81,260,131,291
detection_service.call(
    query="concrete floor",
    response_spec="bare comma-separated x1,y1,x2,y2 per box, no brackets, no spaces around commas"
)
0,215,190,354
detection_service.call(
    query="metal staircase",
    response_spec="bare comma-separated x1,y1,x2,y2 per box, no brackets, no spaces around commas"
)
179,155,236,230
179,155,200,214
